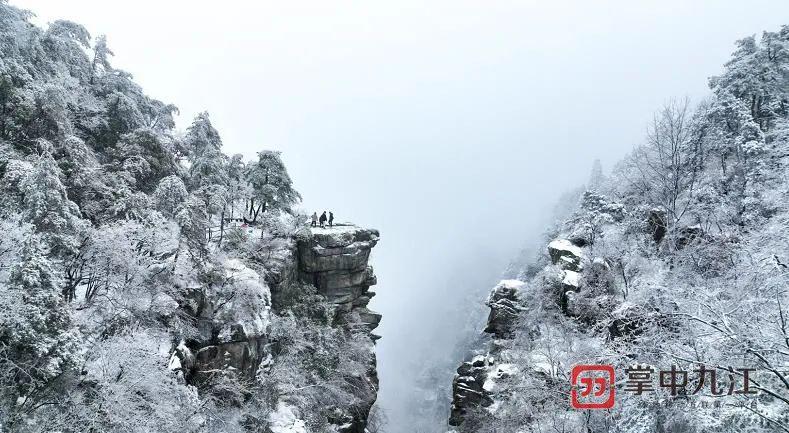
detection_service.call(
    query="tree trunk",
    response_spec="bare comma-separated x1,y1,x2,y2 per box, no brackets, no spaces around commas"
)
218,207,226,245
252,203,263,223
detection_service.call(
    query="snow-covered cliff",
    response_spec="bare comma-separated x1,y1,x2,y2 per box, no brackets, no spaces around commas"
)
0,3,384,431
297,225,382,332
167,224,382,433
447,25,789,433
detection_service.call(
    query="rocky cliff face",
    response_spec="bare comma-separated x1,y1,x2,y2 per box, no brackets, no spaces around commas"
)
171,224,382,433
448,280,525,428
448,184,789,432
295,224,382,432
448,236,610,429
297,225,382,333
449,355,495,426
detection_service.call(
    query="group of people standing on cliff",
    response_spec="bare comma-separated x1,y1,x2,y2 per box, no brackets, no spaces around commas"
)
311,211,334,228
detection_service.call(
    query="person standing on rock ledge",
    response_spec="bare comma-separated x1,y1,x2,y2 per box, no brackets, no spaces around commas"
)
329,211,334,227
319,211,327,228
311,212,318,227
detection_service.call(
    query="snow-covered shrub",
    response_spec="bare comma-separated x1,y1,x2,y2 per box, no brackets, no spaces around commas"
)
58,330,202,433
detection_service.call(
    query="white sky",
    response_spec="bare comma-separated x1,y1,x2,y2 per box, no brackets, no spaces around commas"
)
12,1,789,430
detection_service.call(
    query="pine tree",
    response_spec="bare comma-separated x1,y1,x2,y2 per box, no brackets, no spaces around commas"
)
184,111,222,159
186,113,229,222
245,150,301,222
21,150,83,256
0,235,81,424
153,175,188,218
587,159,604,190
90,34,113,81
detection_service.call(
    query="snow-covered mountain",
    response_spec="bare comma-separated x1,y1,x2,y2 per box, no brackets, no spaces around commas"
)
0,3,382,432
448,25,789,433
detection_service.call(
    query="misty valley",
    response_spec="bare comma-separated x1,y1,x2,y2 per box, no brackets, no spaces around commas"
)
1,1,789,433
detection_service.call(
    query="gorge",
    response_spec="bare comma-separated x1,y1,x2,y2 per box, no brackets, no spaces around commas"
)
2,1,789,433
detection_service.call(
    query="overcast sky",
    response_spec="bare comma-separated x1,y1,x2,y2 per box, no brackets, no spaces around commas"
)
13,1,789,430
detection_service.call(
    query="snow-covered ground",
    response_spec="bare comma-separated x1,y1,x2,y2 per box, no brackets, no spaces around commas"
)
268,403,308,433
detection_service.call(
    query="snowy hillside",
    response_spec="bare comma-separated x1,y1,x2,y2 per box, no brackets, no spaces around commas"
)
0,3,382,432
449,25,789,433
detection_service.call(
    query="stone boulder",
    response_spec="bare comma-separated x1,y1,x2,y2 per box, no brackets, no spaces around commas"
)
548,239,584,271
676,224,703,249
484,280,525,339
559,269,581,314
449,355,495,426
561,270,581,293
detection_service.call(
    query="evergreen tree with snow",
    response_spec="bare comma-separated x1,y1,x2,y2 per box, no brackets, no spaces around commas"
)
21,149,83,256
587,158,604,190
184,111,222,160
153,174,188,218
185,113,229,223
245,150,301,222
0,236,80,427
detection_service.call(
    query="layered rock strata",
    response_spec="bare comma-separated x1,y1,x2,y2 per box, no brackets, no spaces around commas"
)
297,224,382,332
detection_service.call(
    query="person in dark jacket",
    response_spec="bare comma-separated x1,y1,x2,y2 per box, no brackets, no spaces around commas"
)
319,211,327,228
328,212,334,227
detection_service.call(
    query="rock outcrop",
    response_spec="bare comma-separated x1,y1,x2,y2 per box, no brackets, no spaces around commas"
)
547,239,583,271
484,280,525,339
172,258,274,384
171,224,382,433
449,238,588,427
676,224,703,249
297,224,382,332
548,239,585,314
449,355,495,426
296,224,382,432
450,279,524,427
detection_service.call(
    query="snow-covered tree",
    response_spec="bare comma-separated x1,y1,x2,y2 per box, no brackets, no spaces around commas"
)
113,127,178,192
0,235,81,427
710,27,789,131
153,175,188,218
587,158,604,190
184,111,222,160
246,150,301,222
91,34,113,80
620,98,705,229
226,153,250,220
185,113,229,232
21,150,83,256
176,194,209,256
